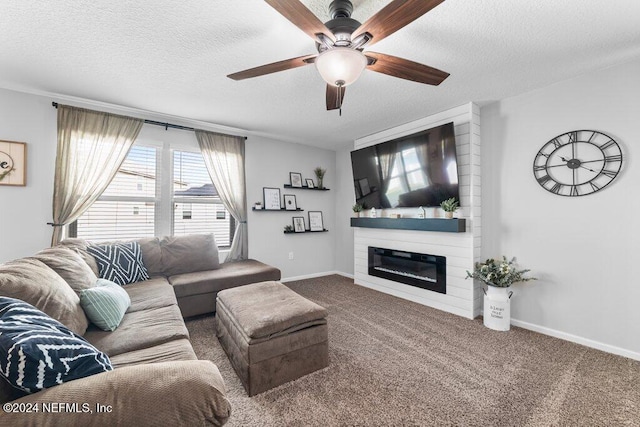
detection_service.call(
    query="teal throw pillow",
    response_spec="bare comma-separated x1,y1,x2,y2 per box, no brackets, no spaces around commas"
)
80,279,131,331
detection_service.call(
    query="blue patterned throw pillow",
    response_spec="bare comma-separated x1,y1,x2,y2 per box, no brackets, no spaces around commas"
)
87,241,150,286
0,297,113,393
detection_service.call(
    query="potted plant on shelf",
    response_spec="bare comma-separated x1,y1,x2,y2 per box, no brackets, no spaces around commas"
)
314,167,326,189
466,256,536,331
352,203,363,217
284,225,293,233
440,197,459,219
254,201,263,210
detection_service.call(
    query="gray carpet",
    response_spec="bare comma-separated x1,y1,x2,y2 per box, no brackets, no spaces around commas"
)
186,275,640,426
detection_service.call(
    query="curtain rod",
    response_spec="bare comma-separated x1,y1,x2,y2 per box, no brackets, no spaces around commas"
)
51,102,247,138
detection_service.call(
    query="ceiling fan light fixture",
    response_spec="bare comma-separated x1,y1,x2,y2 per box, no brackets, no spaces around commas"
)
315,47,367,87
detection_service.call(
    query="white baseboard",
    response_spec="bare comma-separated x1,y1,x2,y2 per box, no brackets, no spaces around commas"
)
281,271,348,283
510,317,640,362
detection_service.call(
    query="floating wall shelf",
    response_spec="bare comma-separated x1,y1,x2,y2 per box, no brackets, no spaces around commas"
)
283,184,330,191
350,217,466,233
284,229,329,234
253,207,304,212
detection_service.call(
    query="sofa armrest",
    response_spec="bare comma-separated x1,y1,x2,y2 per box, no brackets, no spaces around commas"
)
1,360,231,426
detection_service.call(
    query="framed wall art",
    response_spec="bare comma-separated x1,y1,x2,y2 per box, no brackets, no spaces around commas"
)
263,187,282,210
0,140,26,186
308,211,324,232
284,194,297,210
305,178,315,188
290,172,303,188
293,216,306,233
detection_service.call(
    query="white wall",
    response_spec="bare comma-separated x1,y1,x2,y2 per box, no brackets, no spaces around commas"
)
482,57,640,358
245,136,336,280
333,145,355,276
0,89,57,261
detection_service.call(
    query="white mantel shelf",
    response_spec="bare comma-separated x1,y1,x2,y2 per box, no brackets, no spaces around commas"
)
350,217,466,233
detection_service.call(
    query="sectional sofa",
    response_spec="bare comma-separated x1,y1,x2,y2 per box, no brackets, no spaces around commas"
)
0,234,281,426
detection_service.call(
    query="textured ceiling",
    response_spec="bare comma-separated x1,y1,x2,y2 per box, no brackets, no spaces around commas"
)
1,1,639,150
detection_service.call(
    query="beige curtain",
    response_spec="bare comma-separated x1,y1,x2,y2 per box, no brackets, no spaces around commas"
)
195,130,247,262
51,105,143,245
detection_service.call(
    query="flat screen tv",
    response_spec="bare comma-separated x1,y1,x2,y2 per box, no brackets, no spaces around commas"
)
350,122,459,209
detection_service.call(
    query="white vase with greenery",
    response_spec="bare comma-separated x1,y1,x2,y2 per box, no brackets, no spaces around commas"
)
466,256,536,331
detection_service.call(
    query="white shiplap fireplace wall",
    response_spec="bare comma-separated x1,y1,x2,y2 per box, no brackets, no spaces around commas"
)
353,103,482,319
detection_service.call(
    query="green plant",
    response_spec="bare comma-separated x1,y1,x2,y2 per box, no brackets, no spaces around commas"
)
352,203,363,213
313,167,326,180
284,225,294,232
466,256,536,288
440,197,459,212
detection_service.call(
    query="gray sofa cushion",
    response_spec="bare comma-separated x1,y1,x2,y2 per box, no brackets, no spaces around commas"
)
33,246,98,293
124,277,177,313
83,304,189,357
169,259,281,298
109,338,197,368
0,258,89,336
160,234,219,276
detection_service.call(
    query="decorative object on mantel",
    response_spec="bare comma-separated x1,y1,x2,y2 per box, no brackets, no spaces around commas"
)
533,130,623,197
440,197,459,219
417,206,426,218
0,140,26,186
314,167,326,189
369,207,376,218
466,257,536,331
352,203,363,217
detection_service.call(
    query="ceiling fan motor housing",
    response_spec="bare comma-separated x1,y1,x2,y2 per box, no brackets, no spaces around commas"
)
320,0,361,50
329,0,353,18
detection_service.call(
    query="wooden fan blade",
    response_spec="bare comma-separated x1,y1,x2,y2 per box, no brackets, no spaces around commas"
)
228,54,317,80
326,85,346,111
365,52,449,85
352,0,445,47
265,0,335,44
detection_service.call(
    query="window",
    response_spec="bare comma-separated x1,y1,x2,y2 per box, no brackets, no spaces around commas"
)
73,144,233,247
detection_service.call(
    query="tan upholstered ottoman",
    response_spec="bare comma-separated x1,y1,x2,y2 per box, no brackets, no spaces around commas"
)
215,281,328,396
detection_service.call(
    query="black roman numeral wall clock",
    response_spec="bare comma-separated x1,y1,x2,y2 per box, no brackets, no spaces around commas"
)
533,130,623,196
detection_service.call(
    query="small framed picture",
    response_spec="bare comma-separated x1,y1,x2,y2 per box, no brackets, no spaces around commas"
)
305,178,315,189
290,172,303,188
263,187,281,210
308,211,324,232
0,140,27,186
293,217,306,233
283,194,297,211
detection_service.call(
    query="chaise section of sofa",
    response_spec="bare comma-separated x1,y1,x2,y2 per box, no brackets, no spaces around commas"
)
170,259,281,317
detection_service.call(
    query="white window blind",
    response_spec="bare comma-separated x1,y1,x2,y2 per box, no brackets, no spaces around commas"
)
74,144,233,246
173,151,232,246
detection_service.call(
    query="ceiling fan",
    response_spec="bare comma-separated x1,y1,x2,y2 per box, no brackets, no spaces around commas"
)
228,0,450,113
